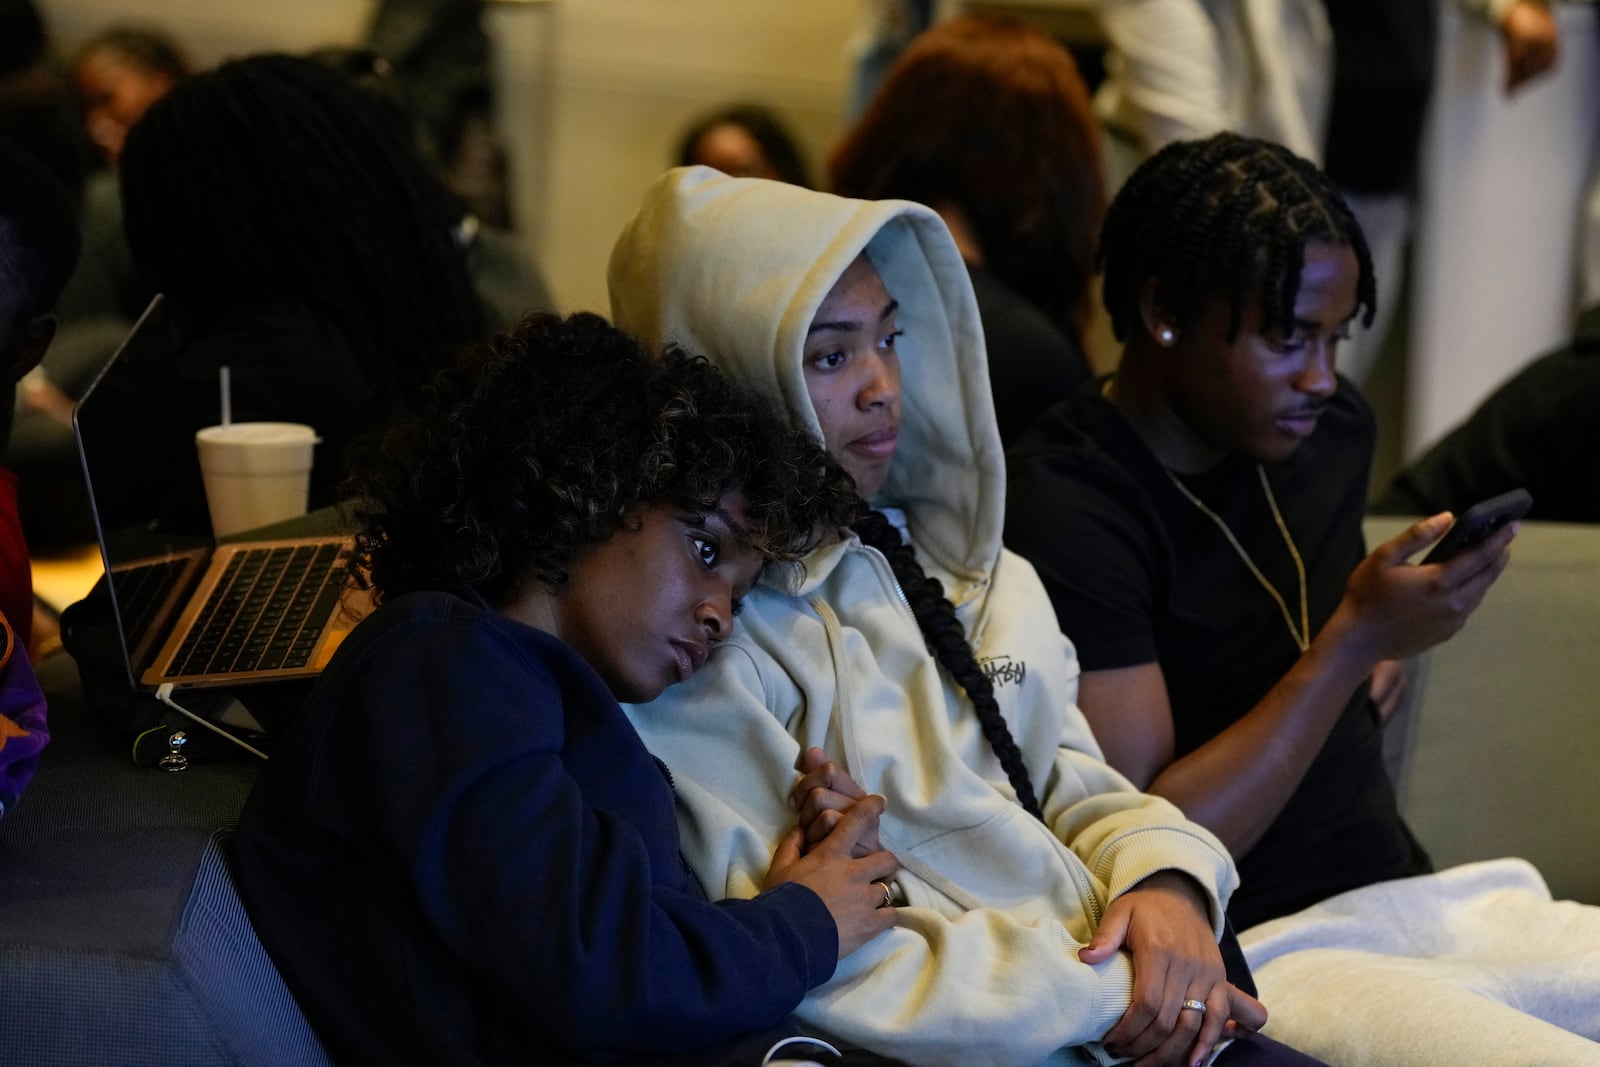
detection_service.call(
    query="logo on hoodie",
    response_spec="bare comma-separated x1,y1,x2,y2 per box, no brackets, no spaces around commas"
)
979,655,1026,690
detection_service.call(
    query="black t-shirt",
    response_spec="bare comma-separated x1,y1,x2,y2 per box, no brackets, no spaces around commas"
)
1005,379,1430,928
967,262,1092,447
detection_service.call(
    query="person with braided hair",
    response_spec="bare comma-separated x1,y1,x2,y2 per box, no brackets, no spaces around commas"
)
1008,132,1600,1064
607,167,1337,1067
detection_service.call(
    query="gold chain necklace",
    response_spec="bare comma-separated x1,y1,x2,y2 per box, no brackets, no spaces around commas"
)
1164,464,1310,653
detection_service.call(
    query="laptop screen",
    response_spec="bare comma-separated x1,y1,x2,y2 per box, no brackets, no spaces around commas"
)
72,296,214,682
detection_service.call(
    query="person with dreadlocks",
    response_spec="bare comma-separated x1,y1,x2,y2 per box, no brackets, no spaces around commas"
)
1006,133,1600,1064
116,53,488,518
604,167,1340,1067
234,311,898,1065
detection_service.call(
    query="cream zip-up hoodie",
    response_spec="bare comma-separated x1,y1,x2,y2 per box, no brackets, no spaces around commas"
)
610,168,1237,1067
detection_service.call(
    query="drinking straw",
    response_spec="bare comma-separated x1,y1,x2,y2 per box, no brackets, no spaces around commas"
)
219,365,232,428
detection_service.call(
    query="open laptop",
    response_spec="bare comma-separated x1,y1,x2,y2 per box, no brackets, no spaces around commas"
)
72,295,374,692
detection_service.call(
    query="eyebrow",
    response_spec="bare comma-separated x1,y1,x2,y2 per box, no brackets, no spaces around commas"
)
1290,309,1357,332
806,298,899,337
708,506,755,550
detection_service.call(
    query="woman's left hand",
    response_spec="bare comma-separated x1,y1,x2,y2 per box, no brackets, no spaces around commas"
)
1080,870,1266,1066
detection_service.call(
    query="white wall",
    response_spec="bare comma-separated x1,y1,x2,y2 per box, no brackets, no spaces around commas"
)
36,0,376,65
35,0,860,316
531,0,857,312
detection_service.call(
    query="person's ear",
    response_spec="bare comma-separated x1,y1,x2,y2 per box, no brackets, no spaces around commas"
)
9,314,55,382
1137,279,1179,348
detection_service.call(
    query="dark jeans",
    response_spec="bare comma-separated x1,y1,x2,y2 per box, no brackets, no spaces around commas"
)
1218,1031,1332,1066
1215,918,1332,1066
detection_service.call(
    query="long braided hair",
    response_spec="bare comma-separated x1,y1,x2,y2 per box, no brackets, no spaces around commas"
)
119,53,485,413
1098,132,1377,345
852,509,1044,821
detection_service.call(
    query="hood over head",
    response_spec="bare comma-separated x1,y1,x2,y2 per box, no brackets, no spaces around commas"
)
608,166,1004,584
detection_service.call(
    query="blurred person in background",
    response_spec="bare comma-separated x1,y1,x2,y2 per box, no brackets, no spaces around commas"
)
71,24,188,168
831,13,1103,444
677,102,814,187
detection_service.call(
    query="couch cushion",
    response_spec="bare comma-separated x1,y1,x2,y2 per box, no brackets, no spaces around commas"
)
0,653,331,1065
1366,517,1600,905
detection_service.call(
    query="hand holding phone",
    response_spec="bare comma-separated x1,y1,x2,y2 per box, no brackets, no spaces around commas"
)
1419,488,1532,564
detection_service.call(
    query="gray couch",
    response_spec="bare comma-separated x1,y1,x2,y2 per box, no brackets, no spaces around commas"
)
1370,517,1600,907
1,520,1594,1063
0,653,331,1065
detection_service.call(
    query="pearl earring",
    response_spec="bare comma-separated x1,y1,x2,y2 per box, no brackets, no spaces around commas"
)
1158,327,1175,344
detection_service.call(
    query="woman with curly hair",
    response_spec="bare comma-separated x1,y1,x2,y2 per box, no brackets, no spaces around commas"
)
234,312,898,1065
830,13,1104,445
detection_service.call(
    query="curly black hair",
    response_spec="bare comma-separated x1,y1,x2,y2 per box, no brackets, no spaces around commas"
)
1099,132,1377,345
346,311,860,605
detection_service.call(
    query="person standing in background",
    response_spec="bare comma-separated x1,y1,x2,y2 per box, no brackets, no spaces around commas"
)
1094,0,1562,384
365,0,511,230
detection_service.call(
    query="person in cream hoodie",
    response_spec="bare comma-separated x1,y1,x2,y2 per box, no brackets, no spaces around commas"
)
607,168,1315,1067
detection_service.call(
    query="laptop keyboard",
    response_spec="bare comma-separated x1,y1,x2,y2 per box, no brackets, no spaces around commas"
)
170,543,348,676
111,557,192,648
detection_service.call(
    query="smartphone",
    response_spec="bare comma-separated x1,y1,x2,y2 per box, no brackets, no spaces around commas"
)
1420,488,1532,564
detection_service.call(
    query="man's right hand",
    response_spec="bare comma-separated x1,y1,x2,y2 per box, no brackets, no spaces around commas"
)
1501,0,1559,94
1335,511,1515,664
763,794,898,959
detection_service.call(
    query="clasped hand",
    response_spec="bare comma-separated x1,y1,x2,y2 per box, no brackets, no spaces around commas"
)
764,749,898,960
789,748,1264,1065
1083,871,1265,1067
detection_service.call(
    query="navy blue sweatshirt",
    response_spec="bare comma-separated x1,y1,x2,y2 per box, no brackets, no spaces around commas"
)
235,590,836,1065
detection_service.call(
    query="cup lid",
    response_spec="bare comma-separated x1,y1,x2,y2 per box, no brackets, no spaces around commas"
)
195,422,321,445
